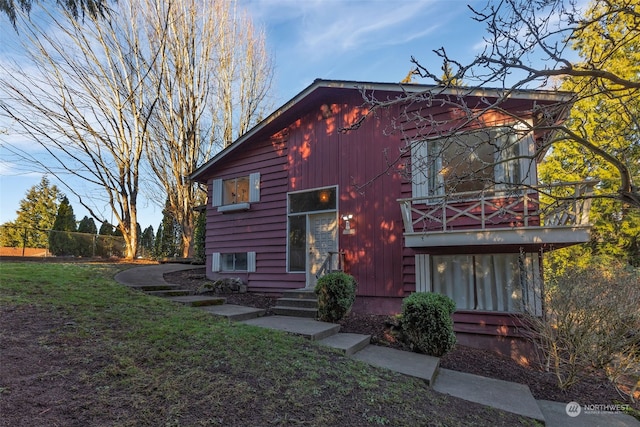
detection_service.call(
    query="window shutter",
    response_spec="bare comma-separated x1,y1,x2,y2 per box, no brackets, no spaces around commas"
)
249,173,260,203
247,251,256,272
212,252,221,272
212,179,222,207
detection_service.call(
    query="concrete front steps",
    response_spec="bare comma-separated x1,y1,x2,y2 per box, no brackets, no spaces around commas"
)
273,289,318,318
237,314,547,423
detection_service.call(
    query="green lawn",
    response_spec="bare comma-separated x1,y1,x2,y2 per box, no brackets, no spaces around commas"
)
0,262,538,426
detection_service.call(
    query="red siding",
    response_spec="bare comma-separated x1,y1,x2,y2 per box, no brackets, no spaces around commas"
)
203,94,408,298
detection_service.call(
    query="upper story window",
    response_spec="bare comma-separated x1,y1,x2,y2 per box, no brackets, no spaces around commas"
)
212,172,260,212
412,126,531,201
223,177,250,205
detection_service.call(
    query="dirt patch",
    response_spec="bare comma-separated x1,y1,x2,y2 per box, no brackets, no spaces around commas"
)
166,267,639,410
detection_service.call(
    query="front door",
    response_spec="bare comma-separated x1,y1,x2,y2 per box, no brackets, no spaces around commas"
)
307,213,337,288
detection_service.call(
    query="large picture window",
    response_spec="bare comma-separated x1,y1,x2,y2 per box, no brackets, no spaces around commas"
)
415,253,541,314
412,127,527,199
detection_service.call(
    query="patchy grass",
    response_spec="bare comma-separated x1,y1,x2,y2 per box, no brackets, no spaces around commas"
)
0,262,539,426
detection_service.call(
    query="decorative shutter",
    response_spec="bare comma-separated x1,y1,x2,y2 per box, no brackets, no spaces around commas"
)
212,253,221,272
247,251,256,272
249,173,260,203
212,179,222,207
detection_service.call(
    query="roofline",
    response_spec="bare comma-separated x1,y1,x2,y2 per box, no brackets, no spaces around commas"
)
189,79,573,182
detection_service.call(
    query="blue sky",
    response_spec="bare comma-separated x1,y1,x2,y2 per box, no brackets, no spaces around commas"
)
0,0,487,230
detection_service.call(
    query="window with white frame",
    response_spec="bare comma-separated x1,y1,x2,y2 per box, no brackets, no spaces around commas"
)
414,252,542,315
412,127,529,200
212,252,256,272
212,173,260,212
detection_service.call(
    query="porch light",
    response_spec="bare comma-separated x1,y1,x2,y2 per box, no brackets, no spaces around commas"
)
318,190,331,203
342,214,355,235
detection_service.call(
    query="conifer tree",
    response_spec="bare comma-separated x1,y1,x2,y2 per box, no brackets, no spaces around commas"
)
0,176,60,248
48,196,77,256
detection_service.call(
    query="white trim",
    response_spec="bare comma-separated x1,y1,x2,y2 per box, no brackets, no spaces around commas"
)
404,226,591,248
217,203,250,213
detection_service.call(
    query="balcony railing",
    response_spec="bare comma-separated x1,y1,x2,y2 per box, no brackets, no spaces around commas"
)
398,181,597,234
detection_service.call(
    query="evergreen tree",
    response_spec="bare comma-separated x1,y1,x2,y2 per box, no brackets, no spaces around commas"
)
154,223,164,258
77,216,97,234
154,201,182,258
96,221,115,258
0,176,61,248
48,196,77,256
140,225,155,259
98,221,114,236
76,216,97,257
193,210,206,264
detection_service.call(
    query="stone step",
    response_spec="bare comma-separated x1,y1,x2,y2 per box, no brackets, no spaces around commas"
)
318,333,371,356
146,289,191,297
165,295,226,307
241,315,340,341
199,304,266,321
281,289,318,300
432,368,545,422
276,297,318,309
352,345,440,386
273,306,317,318
128,284,182,292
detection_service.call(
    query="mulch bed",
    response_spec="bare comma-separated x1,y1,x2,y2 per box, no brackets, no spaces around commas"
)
165,267,639,410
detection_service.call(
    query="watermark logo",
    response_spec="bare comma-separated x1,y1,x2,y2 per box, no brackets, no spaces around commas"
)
566,401,581,417
565,401,630,417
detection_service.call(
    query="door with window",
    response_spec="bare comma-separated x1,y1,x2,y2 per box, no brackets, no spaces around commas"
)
287,186,338,288
307,213,338,288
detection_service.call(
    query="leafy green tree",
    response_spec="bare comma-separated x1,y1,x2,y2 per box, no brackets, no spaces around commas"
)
48,196,77,256
539,0,640,267
0,176,60,248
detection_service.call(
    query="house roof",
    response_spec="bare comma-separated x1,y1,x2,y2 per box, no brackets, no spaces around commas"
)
189,78,572,183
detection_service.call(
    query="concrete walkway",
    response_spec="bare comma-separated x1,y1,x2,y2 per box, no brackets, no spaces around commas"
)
115,263,640,427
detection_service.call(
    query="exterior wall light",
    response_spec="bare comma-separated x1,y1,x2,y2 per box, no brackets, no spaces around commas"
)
342,214,354,235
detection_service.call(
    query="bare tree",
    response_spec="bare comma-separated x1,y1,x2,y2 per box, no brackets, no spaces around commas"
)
143,0,273,257
0,1,168,259
349,0,639,209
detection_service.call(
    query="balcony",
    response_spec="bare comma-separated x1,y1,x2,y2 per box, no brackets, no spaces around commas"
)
398,181,597,249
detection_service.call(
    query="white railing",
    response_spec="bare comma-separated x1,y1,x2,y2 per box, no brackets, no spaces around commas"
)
399,181,597,234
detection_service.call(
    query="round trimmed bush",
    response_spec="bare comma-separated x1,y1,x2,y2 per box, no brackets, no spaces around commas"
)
314,272,357,322
401,292,456,357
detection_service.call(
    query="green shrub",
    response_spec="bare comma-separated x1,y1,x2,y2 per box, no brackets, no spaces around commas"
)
314,272,357,322
401,292,456,357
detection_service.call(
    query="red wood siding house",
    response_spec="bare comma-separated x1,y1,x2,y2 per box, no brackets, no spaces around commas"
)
191,80,595,357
